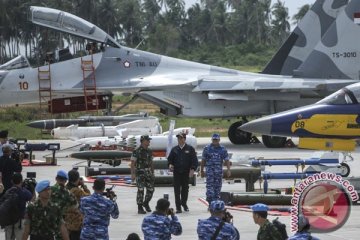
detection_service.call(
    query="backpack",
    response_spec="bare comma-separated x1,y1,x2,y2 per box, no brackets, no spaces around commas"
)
272,217,288,240
0,187,21,227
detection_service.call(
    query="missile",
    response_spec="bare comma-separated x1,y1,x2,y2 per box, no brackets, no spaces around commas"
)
251,158,340,167
70,150,132,160
262,172,315,180
27,113,156,130
52,118,162,139
221,192,292,206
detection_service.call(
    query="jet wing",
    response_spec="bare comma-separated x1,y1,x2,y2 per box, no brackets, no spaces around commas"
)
193,76,357,93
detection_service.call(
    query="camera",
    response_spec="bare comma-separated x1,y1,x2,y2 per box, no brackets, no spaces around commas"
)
23,172,37,194
223,210,233,223
167,208,174,216
102,186,117,200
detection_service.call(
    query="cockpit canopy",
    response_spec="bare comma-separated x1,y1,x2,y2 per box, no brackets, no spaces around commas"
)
317,82,360,105
0,55,31,70
29,6,121,48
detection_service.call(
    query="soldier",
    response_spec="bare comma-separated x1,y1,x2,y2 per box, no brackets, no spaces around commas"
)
141,198,182,240
288,214,320,240
80,178,119,240
22,180,69,240
197,200,239,240
251,203,283,240
201,133,231,204
130,135,155,214
50,170,77,240
65,169,91,240
167,133,198,213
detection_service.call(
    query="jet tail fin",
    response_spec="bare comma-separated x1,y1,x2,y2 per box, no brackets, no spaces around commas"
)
262,0,348,75
295,0,360,80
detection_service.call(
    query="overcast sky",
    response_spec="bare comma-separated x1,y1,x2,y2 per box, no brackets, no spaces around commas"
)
185,0,315,23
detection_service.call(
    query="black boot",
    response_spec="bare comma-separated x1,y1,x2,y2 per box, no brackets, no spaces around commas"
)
138,205,146,214
143,202,152,212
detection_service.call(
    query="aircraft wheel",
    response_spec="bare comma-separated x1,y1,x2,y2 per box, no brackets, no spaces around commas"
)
339,163,350,177
262,135,286,148
228,121,251,144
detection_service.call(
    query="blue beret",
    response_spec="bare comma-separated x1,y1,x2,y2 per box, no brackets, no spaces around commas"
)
209,200,225,212
35,180,50,193
212,133,220,139
251,203,269,212
56,170,68,180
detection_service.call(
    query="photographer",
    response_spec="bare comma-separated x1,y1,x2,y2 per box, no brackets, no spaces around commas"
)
0,145,22,195
65,169,91,240
142,198,182,240
197,200,240,240
80,178,119,240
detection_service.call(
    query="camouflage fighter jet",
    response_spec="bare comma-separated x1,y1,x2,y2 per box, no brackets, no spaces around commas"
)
0,0,359,147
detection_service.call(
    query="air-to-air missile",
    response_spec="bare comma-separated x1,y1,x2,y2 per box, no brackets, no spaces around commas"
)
240,83,360,151
27,112,154,130
52,117,162,139
220,192,292,206
70,150,132,167
75,128,196,149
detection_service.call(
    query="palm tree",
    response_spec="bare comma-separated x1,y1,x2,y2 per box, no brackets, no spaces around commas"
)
292,4,311,25
271,0,290,45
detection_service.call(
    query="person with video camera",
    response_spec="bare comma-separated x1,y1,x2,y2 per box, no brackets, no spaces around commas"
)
80,178,119,240
64,169,91,240
0,145,22,195
141,198,182,240
197,200,240,240
3,173,33,240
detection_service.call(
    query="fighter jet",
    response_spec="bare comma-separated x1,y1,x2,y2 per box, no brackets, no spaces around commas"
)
240,82,360,151
0,0,359,147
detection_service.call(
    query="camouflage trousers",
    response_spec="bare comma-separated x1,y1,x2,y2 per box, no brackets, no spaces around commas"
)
206,166,223,204
136,169,155,205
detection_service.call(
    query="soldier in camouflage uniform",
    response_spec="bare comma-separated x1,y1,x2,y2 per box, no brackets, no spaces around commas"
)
64,169,91,240
80,178,119,240
201,133,231,204
131,135,155,214
197,200,239,240
22,180,69,240
50,170,77,240
251,203,283,240
141,198,182,240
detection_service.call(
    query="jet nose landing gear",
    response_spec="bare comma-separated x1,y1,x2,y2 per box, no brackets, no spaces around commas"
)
228,121,252,144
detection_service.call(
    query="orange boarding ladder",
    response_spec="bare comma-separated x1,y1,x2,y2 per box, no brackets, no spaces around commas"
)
81,52,98,112
38,63,53,115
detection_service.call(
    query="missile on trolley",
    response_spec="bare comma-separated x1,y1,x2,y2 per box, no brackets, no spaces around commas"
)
70,150,132,167
121,134,197,150
27,112,155,130
52,118,162,139
221,192,292,205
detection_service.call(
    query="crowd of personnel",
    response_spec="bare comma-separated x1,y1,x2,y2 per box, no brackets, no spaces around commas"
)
0,129,319,239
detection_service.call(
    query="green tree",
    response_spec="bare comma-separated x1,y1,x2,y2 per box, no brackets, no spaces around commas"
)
271,0,290,45
292,4,311,25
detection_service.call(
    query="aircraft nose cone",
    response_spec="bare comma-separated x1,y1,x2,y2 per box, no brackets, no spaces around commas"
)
239,118,271,135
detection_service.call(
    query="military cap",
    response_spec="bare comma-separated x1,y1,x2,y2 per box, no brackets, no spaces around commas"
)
251,203,269,212
212,133,220,139
140,135,152,141
56,169,68,180
209,200,225,212
176,133,187,139
0,130,8,138
36,180,50,193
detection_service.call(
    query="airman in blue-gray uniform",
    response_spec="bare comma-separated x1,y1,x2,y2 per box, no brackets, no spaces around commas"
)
142,198,182,240
80,178,119,240
131,135,155,214
0,130,9,157
197,200,239,240
201,133,231,204
288,214,320,240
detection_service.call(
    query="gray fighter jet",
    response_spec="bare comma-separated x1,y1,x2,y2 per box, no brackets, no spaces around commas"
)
0,0,359,147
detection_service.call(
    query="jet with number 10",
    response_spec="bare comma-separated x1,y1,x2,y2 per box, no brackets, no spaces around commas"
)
0,0,360,147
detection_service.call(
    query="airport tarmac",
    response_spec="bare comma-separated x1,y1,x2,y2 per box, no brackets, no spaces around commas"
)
17,137,360,240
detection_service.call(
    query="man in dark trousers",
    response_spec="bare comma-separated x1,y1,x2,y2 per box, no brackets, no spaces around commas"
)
0,146,22,195
167,133,198,213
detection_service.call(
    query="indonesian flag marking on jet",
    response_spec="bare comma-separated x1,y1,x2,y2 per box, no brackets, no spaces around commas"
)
354,13,360,24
